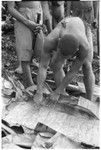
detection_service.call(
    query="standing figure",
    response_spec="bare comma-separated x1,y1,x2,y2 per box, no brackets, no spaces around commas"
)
41,1,52,34
51,1,65,28
7,1,43,88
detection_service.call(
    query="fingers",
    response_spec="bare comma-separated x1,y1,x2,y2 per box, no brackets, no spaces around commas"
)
29,22,42,34
33,25,42,35
35,25,42,29
50,92,60,101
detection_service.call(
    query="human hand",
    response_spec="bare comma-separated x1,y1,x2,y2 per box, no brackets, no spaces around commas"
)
34,24,42,35
50,92,60,101
42,24,48,35
50,89,69,101
34,92,43,104
28,20,42,34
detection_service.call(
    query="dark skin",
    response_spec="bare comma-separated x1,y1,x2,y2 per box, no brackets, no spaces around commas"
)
51,1,65,28
7,2,42,35
34,17,95,103
41,1,52,34
65,1,99,27
7,1,42,88
41,1,65,33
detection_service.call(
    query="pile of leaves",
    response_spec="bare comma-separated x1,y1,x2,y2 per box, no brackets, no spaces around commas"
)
1,65,100,149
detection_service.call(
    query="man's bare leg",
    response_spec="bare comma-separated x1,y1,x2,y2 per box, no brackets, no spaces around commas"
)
50,55,84,101
54,67,65,87
51,51,67,95
15,47,23,74
15,60,23,74
82,26,95,101
82,61,95,101
21,61,35,88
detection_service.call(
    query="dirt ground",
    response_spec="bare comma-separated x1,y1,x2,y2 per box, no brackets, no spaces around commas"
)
1,21,100,150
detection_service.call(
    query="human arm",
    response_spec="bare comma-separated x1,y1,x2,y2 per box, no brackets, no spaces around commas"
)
92,1,99,28
65,1,72,17
7,1,42,32
93,1,99,21
41,1,52,34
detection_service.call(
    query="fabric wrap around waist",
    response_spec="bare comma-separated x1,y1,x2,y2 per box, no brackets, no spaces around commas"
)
18,7,43,24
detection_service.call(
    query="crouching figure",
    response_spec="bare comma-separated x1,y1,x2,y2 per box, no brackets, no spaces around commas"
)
34,17,95,103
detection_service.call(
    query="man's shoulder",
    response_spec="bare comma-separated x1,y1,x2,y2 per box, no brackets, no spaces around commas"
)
62,17,84,26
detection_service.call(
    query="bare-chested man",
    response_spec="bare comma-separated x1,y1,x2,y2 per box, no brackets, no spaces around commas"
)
34,17,95,103
7,1,43,88
41,1,65,32
51,1,65,28
41,1,52,34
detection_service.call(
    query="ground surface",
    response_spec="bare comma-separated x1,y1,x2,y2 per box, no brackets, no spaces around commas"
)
1,13,100,149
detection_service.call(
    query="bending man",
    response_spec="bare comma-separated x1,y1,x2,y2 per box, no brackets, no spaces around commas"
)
34,17,95,103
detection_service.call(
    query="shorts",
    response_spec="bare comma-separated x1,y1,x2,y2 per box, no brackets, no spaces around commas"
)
14,7,43,61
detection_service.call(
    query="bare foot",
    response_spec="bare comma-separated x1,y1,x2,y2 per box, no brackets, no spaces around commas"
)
50,90,69,101
34,93,43,105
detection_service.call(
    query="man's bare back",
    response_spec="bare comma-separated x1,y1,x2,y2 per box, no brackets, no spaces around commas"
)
44,17,88,54
34,17,95,103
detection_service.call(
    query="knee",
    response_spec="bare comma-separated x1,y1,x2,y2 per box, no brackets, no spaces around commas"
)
83,61,94,76
83,61,91,70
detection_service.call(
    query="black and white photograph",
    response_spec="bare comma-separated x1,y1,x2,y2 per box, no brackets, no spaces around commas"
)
1,0,100,149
